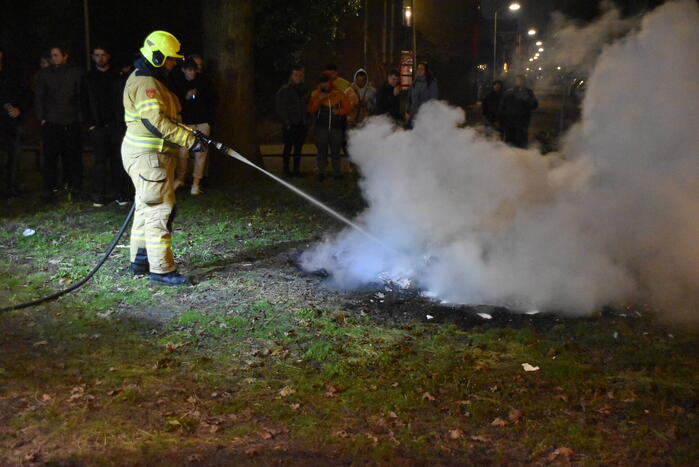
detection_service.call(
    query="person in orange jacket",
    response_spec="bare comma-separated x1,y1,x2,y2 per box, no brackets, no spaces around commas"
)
307,74,352,181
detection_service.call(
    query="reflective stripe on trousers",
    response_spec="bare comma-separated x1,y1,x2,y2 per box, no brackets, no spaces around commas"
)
122,140,178,274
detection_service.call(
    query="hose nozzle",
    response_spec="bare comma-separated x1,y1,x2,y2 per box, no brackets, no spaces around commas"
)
184,124,231,153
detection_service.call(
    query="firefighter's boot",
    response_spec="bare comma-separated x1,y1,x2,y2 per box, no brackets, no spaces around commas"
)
150,270,190,286
131,248,150,276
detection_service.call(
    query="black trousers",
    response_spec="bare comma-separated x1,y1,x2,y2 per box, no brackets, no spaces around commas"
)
41,122,82,193
314,126,343,175
0,124,20,196
90,125,127,200
282,124,307,173
502,123,529,149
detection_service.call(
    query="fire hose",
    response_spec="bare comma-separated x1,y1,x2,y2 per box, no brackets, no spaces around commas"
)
0,126,382,313
0,203,135,313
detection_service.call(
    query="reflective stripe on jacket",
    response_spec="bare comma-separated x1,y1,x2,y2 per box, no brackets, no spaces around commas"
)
123,70,195,152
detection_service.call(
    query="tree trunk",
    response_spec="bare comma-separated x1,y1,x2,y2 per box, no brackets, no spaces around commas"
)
203,0,262,183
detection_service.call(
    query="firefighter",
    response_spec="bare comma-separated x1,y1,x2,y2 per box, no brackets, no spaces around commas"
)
122,31,203,286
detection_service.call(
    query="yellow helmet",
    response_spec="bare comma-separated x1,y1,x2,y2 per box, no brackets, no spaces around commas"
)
140,30,184,67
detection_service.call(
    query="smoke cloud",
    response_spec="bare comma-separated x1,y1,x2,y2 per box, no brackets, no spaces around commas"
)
544,0,638,74
300,1,699,321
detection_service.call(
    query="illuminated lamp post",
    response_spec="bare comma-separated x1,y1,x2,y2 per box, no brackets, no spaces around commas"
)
493,2,521,80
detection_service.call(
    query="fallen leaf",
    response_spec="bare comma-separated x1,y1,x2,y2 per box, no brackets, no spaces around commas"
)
187,453,203,463
448,429,464,440
508,409,523,422
244,447,259,456
289,403,300,411
470,435,491,443
388,411,398,419
260,429,274,440
547,446,574,462
32,340,48,347
166,342,186,353
521,363,540,372
491,417,509,427
24,451,40,462
325,382,345,394
40,394,52,402
278,386,295,397
334,430,350,438
366,432,379,444
422,392,436,401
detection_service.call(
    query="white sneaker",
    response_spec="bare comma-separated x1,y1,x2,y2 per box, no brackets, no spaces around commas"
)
173,180,184,191
190,184,202,195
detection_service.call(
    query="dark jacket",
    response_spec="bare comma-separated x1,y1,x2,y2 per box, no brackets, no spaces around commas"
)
83,66,124,127
408,75,438,117
375,81,401,122
0,65,24,127
482,89,503,125
35,64,84,124
174,74,215,125
498,86,538,127
276,82,309,127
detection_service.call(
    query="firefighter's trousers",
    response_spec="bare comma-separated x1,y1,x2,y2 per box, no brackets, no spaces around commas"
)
122,141,178,274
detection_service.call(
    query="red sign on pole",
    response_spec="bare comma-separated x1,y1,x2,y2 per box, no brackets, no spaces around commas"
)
400,50,415,90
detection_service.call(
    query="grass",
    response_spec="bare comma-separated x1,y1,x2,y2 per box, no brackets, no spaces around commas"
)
0,179,697,465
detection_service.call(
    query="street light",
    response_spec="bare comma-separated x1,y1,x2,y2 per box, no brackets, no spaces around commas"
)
493,2,521,80
538,47,544,52
527,28,537,36
403,5,412,26
535,40,542,46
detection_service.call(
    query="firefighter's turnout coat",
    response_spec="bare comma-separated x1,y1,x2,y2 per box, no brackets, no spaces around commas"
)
121,57,196,274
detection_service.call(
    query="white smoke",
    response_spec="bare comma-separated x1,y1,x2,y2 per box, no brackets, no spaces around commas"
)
544,1,638,74
300,1,699,321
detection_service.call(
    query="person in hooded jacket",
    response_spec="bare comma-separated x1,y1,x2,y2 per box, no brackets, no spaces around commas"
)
345,68,376,128
406,62,438,127
307,74,351,181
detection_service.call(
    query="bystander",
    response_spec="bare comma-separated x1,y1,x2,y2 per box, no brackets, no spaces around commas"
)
275,64,309,177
